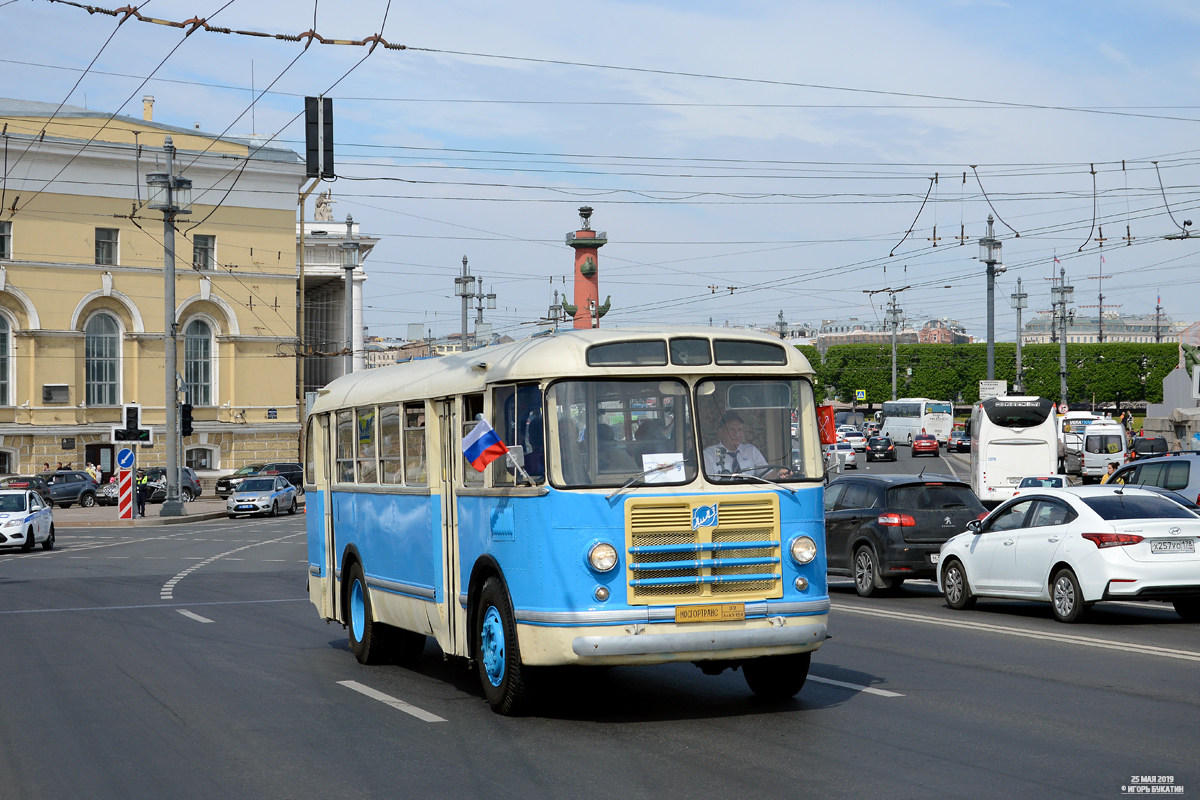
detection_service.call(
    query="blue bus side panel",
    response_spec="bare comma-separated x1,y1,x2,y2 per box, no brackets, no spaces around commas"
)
337,491,437,598
306,490,326,575
456,487,827,618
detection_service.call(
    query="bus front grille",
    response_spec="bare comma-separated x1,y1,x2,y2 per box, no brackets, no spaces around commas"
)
625,497,782,605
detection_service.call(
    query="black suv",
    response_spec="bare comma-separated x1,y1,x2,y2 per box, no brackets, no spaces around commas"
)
260,462,303,491
40,470,100,508
216,462,303,498
824,474,986,597
865,436,897,462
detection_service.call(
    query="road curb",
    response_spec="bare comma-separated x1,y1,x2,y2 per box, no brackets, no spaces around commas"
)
56,509,232,529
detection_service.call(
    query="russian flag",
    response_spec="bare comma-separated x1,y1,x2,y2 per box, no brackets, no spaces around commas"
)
463,418,508,472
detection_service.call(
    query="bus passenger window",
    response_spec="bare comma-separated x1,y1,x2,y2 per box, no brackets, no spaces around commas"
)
404,404,427,486
336,410,354,483
356,407,378,483
493,384,545,487
304,416,317,484
462,394,485,487
379,405,402,484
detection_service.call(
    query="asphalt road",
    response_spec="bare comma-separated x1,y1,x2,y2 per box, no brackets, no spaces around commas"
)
1,470,1197,799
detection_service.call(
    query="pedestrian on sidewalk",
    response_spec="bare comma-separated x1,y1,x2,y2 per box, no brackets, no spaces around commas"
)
136,469,149,517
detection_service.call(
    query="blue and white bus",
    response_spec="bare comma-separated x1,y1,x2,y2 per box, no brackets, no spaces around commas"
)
304,329,829,714
879,397,954,446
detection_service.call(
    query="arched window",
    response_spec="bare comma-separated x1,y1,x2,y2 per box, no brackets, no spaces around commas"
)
184,319,213,406
85,313,120,406
0,315,9,406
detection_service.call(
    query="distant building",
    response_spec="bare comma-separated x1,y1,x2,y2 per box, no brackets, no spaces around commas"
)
1022,311,1183,344
919,318,973,344
817,319,918,349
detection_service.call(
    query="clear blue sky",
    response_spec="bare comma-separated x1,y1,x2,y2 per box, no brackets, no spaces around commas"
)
6,0,1200,341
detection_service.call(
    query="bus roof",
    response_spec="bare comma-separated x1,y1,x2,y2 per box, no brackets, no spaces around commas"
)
310,328,813,413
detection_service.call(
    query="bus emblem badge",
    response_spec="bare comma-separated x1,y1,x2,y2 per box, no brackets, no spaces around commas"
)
692,504,718,530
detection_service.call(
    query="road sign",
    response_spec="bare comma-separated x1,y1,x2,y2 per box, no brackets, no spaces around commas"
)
118,467,134,520
979,380,1008,400
116,448,135,470
855,389,866,401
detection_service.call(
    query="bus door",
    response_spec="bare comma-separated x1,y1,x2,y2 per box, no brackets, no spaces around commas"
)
435,398,469,658
319,413,338,619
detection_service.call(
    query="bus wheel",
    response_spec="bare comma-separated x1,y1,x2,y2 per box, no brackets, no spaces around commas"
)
476,576,530,715
346,563,385,665
743,651,811,699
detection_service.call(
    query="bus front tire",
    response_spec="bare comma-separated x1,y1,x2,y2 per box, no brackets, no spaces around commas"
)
346,562,386,665
743,651,811,699
476,576,530,715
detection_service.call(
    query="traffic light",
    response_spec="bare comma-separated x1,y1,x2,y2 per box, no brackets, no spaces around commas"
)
124,405,140,432
181,404,194,437
114,427,151,442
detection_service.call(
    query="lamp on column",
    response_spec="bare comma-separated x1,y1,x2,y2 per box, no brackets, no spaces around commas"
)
340,215,360,375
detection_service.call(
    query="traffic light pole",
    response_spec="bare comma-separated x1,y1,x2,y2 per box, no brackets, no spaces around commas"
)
160,140,184,517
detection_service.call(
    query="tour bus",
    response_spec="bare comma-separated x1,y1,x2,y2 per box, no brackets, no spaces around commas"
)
969,396,1058,505
879,398,954,446
304,329,829,714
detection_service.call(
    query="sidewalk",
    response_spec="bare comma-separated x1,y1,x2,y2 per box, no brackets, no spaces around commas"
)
54,495,305,529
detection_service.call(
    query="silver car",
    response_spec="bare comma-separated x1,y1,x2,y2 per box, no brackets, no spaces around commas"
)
226,476,299,518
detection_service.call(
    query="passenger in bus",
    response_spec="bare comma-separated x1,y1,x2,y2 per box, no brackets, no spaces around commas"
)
522,407,546,480
703,412,791,480
597,424,637,472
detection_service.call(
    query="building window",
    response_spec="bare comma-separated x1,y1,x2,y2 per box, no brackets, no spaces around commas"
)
184,319,213,406
85,313,120,405
95,228,118,265
185,447,216,470
0,315,8,406
192,235,216,270
0,450,11,474
0,221,10,259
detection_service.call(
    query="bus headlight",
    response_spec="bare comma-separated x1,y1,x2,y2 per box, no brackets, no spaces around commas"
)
588,542,618,572
789,536,817,565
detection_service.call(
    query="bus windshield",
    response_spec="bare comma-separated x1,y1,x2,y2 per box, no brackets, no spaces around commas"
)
548,379,698,488
927,402,953,416
696,378,821,482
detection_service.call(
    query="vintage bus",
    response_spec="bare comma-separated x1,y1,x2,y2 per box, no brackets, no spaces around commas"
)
969,396,1058,506
879,398,954,446
304,329,829,714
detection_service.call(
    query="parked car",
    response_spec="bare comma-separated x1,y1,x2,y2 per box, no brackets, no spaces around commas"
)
939,486,1200,623
0,488,55,551
97,481,119,506
824,442,858,470
948,431,972,453
216,464,267,499
843,431,868,452
1017,475,1069,489
226,475,299,518
1130,436,1168,461
143,467,203,503
40,470,99,508
911,433,940,458
825,474,986,597
1109,453,1200,506
0,475,55,507
865,436,897,462
260,462,304,491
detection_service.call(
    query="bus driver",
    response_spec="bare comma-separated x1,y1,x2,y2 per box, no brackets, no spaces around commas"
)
703,412,791,480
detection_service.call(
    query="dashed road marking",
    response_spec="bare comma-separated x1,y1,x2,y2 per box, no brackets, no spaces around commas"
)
337,680,446,723
159,532,303,600
177,609,214,624
808,675,904,697
0,598,304,615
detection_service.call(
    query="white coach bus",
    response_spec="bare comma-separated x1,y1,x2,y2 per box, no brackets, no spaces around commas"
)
969,396,1058,506
879,398,954,446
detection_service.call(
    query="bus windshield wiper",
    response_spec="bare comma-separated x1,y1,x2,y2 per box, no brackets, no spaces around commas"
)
605,460,688,499
725,471,797,494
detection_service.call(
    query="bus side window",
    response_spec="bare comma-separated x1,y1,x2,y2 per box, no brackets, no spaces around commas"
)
492,384,545,487
462,394,485,487
404,403,427,486
379,405,403,485
335,410,354,483
356,407,378,484
304,415,317,484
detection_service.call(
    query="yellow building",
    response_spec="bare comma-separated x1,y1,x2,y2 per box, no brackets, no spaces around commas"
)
0,97,305,479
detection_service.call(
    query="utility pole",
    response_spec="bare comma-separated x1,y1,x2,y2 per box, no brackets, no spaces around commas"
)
340,215,360,376
473,276,496,346
455,256,475,352
776,310,788,340
979,215,1005,381
887,293,903,401
1010,277,1027,393
146,137,191,517
1051,265,1075,408
1155,292,1163,343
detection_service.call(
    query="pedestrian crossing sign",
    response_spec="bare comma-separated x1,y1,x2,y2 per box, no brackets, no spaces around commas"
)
855,389,866,401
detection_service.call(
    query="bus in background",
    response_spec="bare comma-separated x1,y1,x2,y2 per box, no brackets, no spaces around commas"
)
879,398,954,446
304,329,829,715
969,396,1058,506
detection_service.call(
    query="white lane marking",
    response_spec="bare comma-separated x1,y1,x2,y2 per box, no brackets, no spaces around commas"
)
159,532,303,600
263,559,285,562
337,680,446,723
107,556,130,559
0,598,304,615
808,675,904,697
177,609,214,624
0,531,192,564
832,603,1200,663
68,556,90,559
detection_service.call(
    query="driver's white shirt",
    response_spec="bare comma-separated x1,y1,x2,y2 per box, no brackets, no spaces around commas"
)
703,442,768,475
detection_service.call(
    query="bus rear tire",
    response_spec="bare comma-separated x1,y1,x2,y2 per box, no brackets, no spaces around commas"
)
743,651,811,699
346,562,385,665
476,576,530,715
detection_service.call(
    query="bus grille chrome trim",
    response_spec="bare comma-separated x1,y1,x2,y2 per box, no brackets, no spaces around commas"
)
572,622,828,657
514,598,829,626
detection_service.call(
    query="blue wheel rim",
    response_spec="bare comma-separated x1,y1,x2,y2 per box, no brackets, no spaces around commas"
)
350,579,366,642
480,606,505,687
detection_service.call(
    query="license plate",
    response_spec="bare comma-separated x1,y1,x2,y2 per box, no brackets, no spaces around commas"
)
675,603,745,624
1151,539,1196,554
236,504,254,511
930,553,940,564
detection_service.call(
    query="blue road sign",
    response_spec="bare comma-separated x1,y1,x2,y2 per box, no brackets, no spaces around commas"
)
117,448,135,470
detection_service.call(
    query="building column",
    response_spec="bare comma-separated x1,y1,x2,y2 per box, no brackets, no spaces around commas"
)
352,273,365,372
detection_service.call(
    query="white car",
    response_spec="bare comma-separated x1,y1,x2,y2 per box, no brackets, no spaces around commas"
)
937,486,1200,623
227,475,299,518
0,489,55,551
824,442,858,470
843,431,868,451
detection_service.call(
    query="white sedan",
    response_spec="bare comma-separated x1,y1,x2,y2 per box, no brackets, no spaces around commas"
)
0,489,55,551
937,486,1200,623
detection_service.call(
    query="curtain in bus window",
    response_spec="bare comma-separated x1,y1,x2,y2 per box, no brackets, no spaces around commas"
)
336,411,354,483
379,405,402,484
404,404,427,486
356,407,378,483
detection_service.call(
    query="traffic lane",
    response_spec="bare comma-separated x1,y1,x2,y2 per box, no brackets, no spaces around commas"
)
848,443,967,479
832,578,1200,664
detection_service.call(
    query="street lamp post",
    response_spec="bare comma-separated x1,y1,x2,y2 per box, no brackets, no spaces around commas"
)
887,292,903,401
340,215,360,377
979,215,1005,381
1051,265,1075,407
1010,277,1028,393
146,137,192,517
